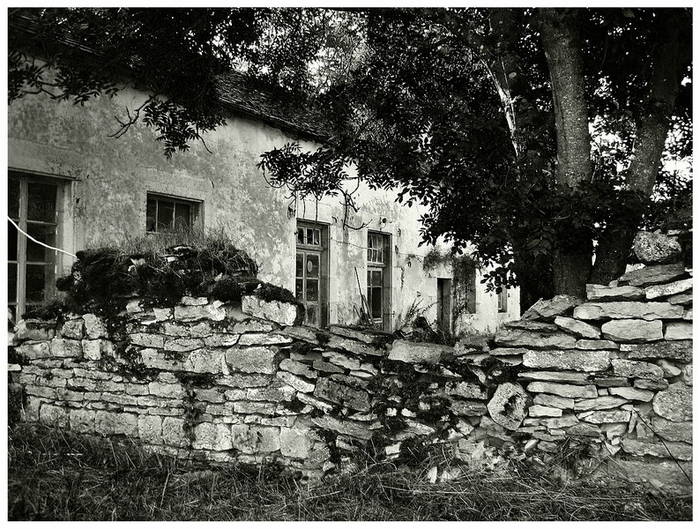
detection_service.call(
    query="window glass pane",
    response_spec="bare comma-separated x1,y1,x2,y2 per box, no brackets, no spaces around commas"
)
297,228,305,244
306,305,317,325
174,203,192,230
26,264,48,302
306,254,319,278
146,198,157,232
370,287,382,318
306,228,315,245
295,279,304,300
313,229,320,245
27,182,57,223
26,224,56,263
306,279,319,302
296,253,304,277
8,221,18,261
157,200,174,231
9,179,20,219
370,270,383,287
8,263,17,304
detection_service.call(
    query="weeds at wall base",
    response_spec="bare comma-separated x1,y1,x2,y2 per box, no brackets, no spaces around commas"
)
8,424,691,521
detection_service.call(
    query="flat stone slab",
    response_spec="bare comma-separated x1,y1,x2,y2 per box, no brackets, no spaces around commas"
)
574,339,619,350
608,387,654,402
388,340,452,364
601,319,663,342
494,329,577,349
521,295,582,321
503,321,560,332
554,316,601,338
664,322,692,341
526,381,597,399
621,438,691,461
573,301,683,321
573,396,629,411
585,284,644,301
644,278,692,300
668,292,693,305
634,378,669,390
619,263,686,287
612,359,664,379
311,416,373,441
518,370,591,384
533,393,574,409
578,409,632,424
522,350,611,372
621,340,692,362
528,405,562,417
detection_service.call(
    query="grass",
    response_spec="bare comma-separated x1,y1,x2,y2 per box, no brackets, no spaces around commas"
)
8,424,692,521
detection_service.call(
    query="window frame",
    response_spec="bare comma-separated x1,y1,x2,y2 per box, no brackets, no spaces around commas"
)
367,232,385,266
146,192,202,234
8,171,67,321
295,220,329,327
366,230,391,328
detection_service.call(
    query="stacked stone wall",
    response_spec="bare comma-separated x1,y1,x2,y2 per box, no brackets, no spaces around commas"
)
9,246,692,490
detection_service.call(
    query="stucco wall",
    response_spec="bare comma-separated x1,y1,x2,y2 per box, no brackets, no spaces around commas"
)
8,87,519,332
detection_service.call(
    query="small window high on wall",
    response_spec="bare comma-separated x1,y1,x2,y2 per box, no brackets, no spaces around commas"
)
146,193,201,233
8,172,64,324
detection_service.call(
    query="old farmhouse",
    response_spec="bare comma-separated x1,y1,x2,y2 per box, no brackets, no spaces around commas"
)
8,67,520,334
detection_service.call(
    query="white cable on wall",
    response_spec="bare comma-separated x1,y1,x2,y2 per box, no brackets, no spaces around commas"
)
8,216,77,258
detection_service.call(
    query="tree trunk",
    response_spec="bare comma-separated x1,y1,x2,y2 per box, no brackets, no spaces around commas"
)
590,11,684,284
485,9,557,310
539,9,594,298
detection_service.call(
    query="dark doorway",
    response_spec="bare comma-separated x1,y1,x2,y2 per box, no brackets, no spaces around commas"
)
436,278,452,333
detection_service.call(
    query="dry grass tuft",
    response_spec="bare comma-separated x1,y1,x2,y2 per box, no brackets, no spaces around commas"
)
8,424,692,521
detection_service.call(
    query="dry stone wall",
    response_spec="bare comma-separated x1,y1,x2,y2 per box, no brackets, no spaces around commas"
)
9,246,692,490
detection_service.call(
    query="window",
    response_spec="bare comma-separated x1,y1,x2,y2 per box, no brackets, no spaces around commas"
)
497,288,508,313
367,233,385,264
146,193,200,233
295,221,328,327
8,173,62,323
297,226,321,246
367,269,384,320
366,231,391,328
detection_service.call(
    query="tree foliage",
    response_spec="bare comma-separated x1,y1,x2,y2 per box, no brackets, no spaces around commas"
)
9,8,692,306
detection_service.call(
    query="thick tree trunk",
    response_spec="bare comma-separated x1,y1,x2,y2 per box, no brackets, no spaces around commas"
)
539,9,594,298
590,11,683,284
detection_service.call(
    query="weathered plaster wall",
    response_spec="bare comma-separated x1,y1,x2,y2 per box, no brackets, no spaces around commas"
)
8,87,519,332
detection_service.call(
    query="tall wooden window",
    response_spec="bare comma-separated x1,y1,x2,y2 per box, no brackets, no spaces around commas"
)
295,222,328,327
146,193,200,233
8,173,62,323
367,231,391,329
